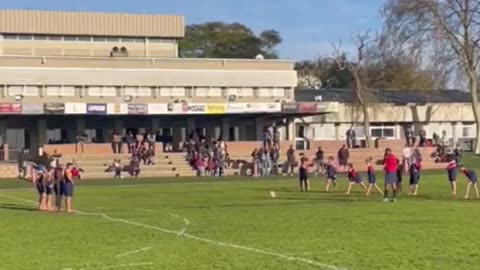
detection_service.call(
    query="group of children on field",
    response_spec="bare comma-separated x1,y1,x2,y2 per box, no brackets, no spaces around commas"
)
297,149,479,200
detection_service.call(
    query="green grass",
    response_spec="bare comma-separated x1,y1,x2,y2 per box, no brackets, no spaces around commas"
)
1,163,480,270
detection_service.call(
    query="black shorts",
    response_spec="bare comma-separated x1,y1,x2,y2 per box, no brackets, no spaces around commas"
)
409,173,420,185
35,181,45,195
45,183,54,195
63,181,74,197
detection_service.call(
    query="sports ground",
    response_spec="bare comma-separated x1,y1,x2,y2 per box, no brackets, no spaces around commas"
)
1,156,480,270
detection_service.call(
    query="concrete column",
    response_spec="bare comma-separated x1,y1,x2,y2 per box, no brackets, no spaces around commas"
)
221,118,230,141
238,122,247,141
255,117,265,141
0,119,7,146
151,117,160,132
31,119,47,154
186,117,195,135
335,124,340,140
286,119,296,142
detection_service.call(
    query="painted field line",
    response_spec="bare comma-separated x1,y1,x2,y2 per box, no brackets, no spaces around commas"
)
62,262,154,270
0,193,349,270
116,246,152,258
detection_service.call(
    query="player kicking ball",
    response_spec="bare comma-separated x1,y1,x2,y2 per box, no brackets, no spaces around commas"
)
460,166,479,199
346,163,367,194
365,158,383,197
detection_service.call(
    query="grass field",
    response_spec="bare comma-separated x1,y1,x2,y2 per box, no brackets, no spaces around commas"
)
1,157,480,270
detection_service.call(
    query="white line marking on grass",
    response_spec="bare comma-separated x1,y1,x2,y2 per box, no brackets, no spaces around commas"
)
115,246,152,258
167,213,190,236
62,262,154,270
0,193,349,270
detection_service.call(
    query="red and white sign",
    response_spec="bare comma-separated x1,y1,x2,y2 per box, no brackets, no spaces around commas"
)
0,103,21,114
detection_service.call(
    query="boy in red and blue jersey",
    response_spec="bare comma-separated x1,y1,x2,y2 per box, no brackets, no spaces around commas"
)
460,166,479,199
446,159,457,196
408,159,421,196
346,163,367,195
365,157,383,197
324,156,337,192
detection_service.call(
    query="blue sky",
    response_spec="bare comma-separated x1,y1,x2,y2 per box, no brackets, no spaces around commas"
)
0,0,385,60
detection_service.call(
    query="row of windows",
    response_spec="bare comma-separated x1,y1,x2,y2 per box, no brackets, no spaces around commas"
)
0,85,290,98
0,34,177,44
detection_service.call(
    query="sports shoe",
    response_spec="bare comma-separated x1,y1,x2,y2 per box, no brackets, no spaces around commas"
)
384,198,389,203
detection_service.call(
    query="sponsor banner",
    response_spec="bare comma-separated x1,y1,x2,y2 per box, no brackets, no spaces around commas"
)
0,103,22,114
128,104,148,115
246,103,281,113
171,103,206,114
22,104,43,115
107,103,128,115
44,103,64,114
86,103,107,115
316,102,339,113
147,103,169,115
226,103,248,113
206,104,226,114
298,103,317,113
282,103,298,113
65,103,87,114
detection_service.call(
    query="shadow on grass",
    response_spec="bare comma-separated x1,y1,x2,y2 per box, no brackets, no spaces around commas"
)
0,203,37,212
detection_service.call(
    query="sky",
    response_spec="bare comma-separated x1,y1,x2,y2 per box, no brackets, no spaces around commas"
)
0,0,386,61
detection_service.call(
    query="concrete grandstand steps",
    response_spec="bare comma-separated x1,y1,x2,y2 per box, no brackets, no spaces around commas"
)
83,170,197,179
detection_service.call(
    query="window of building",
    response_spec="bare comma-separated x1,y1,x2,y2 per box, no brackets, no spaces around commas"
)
33,35,48,40
258,88,283,97
18,35,33,40
2,34,17,40
149,38,176,43
461,122,475,138
48,35,62,41
107,37,120,42
45,86,75,97
64,36,77,41
124,86,152,97
7,85,39,96
159,87,185,97
227,87,254,97
195,87,222,97
93,37,107,42
78,36,91,42
121,38,134,43
370,124,396,139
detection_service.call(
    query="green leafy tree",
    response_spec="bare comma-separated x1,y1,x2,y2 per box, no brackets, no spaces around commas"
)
179,22,282,59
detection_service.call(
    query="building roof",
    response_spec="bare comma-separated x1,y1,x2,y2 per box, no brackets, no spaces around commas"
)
0,10,184,38
295,88,472,104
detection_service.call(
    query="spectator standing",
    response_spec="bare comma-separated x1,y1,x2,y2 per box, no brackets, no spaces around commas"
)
286,145,296,176
405,127,414,147
337,145,349,170
454,144,462,165
17,148,29,179
125,131,135,154
270,145,280,175
273,126,281,149
75,132,87,153
314,146,324,176
346,128,355,149
111,130,123,154
419,130,427,147
146,131,156,153
49,149,62,169
402,144,412,173
251,148,259,177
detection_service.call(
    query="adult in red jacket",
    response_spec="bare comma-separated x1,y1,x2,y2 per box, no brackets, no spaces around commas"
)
384,148,398,202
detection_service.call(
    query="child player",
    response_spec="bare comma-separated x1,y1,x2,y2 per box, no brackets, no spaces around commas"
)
460,166,480,199
299,156,309,192
446,158,457,196
32,164,47,211
396,159,403,194
365,157,384,197
408,159,421,196
63,163,75,212
346,163,367,194
44,168,55,211
324,156,337,192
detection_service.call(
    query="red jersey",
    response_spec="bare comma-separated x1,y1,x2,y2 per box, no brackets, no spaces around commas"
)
384,154,397,173
446,160,457,171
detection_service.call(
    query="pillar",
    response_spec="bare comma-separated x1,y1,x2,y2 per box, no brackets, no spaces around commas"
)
0,119,7,146
186,117,195,135
151,117,160,132
286,118,295,142
255,117,265,141
239,122,247,141
31,119,47,154
221,118,230,141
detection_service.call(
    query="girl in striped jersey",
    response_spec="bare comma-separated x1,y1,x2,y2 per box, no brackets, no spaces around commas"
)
446,159,457,196
365,157,384,197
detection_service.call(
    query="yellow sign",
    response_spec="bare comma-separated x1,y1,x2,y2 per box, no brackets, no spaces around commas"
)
207,104,226,114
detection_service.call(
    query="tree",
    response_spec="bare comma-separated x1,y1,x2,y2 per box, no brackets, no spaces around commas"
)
295,57,354,88
384,0,480,154
333,33,379,148
179,22,282,59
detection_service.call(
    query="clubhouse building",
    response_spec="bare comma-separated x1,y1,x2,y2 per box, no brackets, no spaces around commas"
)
0,9,476,157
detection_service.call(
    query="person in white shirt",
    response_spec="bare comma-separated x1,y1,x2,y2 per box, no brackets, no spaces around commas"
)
402,144,412,173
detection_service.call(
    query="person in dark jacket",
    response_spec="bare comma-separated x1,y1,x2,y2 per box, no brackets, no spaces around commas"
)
337,145,349,170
